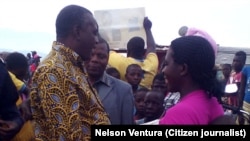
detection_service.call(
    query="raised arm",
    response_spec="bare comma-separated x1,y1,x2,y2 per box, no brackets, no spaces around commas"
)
143,17,156,55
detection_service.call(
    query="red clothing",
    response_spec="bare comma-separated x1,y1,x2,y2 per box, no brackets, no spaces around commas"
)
30,63,36,73
227,71,242,106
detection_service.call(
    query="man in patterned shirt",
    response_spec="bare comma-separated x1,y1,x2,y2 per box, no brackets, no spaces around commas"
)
30,5,110,141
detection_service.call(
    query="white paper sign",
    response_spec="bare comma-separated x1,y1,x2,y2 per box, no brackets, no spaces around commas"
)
94,7,146,50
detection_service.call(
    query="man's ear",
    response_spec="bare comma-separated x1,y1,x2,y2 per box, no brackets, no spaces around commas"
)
72,25,82,40
180,63,188,76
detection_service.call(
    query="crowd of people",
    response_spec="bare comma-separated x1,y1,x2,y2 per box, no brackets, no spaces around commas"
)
0,4,249,141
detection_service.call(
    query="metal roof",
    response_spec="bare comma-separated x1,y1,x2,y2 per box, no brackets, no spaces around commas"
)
216,46,250,65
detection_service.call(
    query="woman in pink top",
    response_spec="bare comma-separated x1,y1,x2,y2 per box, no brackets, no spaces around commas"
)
159,35,224,125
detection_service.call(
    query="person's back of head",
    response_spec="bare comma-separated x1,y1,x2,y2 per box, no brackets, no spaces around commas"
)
31,51,37,58
97,34,110,53
55,4,98,61
127,36,145,59
152,73,165,84
26,53,31,59
5,52,29,81
56,5,92,39
170,35,222,101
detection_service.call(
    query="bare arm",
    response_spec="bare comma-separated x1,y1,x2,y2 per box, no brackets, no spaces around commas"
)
144,17,156,55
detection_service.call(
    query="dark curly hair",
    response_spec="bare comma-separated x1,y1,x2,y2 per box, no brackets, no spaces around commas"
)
5,52,28,71
127,36,145,59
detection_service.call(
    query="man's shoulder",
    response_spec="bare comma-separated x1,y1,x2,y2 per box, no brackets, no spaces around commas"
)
107,74,131,88
243,66,250,72
37,54,70,70
146,52,157,57
143,53,159,65
34,61,70,79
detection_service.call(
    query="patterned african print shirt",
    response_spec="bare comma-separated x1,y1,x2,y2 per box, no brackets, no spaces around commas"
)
30,41,110,141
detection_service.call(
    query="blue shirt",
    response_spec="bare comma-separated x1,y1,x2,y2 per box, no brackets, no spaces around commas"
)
242,66,250,103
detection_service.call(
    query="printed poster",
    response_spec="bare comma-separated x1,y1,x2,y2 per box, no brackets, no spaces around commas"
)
94,7,146,50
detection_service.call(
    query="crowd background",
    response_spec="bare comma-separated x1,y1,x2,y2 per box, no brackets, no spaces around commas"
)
0,3,249,141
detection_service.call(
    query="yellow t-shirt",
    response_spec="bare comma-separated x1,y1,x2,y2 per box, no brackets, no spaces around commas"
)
8,71,26,92
108,51,159,89
11,96,35,141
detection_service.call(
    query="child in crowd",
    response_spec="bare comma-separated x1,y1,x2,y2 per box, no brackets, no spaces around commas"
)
133,87,149,121
125,64,144,93
151,73,180,113
106,67,121,79
135,90,165,124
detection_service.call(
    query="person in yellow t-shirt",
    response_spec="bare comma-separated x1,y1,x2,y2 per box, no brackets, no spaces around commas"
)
8,72,29,100
108,17,158,89
5,52,35,141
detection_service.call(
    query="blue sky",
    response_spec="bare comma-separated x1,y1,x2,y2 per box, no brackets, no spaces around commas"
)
0,0,250,57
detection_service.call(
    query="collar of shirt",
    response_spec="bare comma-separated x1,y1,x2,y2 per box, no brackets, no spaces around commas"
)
133,58,144,62
52,41,86,73
93,72,112,87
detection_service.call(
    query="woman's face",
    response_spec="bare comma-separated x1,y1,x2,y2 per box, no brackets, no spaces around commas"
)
161,48,182,93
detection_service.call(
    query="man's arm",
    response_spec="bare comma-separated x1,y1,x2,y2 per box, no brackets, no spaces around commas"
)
30,67,82,140
30,67,58,140
121,85,135,124
143,17,156,55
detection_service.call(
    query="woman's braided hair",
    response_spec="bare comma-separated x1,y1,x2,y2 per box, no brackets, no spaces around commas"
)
170,36,223,102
